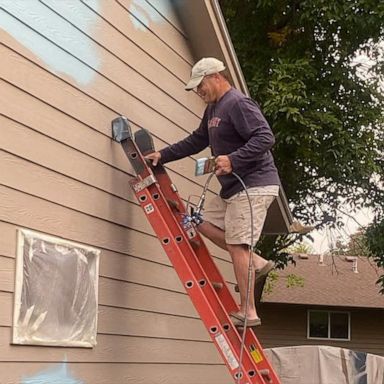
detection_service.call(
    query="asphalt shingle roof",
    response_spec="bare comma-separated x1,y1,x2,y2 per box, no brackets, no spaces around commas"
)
262,254,384,308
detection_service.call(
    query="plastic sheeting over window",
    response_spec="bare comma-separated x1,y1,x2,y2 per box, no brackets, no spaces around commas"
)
13,229,100,348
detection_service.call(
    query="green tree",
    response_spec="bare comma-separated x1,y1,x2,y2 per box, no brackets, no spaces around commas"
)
287,241,313,254
365,217,384,293
330,229,371,256
220,0,384,281
366,219,384,266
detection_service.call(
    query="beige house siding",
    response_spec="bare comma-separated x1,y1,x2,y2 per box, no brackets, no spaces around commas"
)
257,304,384,357
0,1,235,383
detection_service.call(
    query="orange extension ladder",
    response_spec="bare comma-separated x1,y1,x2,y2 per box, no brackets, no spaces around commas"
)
112,116,281,384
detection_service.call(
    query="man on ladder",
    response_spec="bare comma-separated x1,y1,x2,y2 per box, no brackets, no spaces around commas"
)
145,57,280,328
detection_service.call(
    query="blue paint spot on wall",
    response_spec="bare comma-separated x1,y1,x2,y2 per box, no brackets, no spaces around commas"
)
21,362,83,384
0,0,101,85
129,0,169,31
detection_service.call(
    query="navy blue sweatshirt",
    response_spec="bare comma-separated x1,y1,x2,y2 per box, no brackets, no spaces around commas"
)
160,88,280,199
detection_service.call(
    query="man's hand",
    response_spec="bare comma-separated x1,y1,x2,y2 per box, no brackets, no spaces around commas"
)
144,151,161,166
215,155,232,175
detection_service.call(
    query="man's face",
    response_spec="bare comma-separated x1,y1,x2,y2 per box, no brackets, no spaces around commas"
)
196,74,219,104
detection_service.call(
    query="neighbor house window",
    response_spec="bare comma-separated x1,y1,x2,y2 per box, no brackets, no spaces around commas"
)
307,310,350,340
13,229,100,348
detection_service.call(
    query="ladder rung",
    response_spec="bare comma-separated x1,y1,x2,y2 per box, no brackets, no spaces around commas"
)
211,282,223,290
189,239,201,250
166,198,180,210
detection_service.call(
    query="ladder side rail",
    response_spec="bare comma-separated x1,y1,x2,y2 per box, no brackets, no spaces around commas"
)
152,166,281,382
132,179,267,384
118,134,279,383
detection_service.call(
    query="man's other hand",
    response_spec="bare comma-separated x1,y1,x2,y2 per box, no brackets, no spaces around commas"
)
215,155,232,175
144,151,161,166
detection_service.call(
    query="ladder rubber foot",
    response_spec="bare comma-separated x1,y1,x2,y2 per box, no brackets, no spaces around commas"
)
211,282,223,290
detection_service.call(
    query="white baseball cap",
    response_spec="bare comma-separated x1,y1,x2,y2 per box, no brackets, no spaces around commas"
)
185,57,226,91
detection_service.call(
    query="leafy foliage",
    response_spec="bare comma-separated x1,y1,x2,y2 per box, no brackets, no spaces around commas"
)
263,270,305,295
366,217,384,268
220,0,384,218
330,229,371,256
286,241,314,254
220,0,384,285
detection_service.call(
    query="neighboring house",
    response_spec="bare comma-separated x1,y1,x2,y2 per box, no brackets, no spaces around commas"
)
0,1,293,383
257,253,384,357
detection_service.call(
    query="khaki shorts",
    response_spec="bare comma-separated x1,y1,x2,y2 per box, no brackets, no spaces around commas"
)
202,191,275,246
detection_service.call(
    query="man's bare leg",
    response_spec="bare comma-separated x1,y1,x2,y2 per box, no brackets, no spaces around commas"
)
198,221,268,270
227,244,258,320
198,221,227,250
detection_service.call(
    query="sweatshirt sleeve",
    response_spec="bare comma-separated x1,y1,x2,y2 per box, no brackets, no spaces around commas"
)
159,112,209,164
227,98,275,172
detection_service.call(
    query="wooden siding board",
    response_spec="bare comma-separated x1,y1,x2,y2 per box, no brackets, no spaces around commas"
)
99,277,196,317
116,0,193,63
146,0,187,36
0,6,200,132
0,41,196,149
0,206,228,316
0,220,171,266
0,223,17,259
82,0,192,77
0,78,218,204
41,0,203,114
97,305,207,340
0,224,188,301
0,183,166,262
0,253,192,310
42,0,202,120
0,150,154,234
0,83,214,202
1,111,230,262
1,115,135,201
0,327,221,364
0,362,231,384
0,54,217,204
0,220,235,288
1,268,198,320
0,77,131,174
0,42,116,136
0,292,208,341
0,114,213,214
0,256,14,293
0,43,218,196
0,292,12,326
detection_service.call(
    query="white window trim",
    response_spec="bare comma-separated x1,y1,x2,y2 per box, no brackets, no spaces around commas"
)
307,309,351,341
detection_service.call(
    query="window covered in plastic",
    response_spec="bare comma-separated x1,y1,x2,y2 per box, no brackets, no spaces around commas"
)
13,229,100,348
